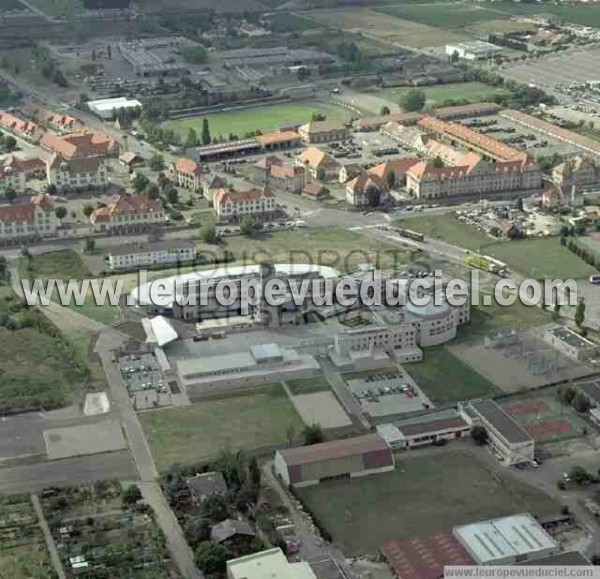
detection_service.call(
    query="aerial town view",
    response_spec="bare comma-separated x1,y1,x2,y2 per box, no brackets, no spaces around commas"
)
4,0,600,577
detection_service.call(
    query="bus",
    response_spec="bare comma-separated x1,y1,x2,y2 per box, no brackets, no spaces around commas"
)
590,273,600,285
396,227,425,242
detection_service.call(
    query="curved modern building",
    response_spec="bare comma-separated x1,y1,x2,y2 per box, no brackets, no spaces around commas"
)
405,298,468,347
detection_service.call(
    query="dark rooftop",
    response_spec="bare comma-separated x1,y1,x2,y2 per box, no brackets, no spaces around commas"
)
471,399,532,444
186,471,227,500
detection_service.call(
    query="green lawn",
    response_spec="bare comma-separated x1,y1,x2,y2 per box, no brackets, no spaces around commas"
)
163,102,350,142
286,376,331,395
576,236,600,260
18,250,90,281
372,81,511,107
267,13,320,32
297,450,559,556
406,346,499,405
485,238,596,279
139,384,304,471
374,3,504,27
398,213,495,252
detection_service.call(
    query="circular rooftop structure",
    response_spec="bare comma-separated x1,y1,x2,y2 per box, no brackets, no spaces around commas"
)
405,299,451,320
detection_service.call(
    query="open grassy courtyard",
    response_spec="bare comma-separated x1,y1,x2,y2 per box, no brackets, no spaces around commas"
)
297,450,559,556
405,346,499,405
372,82,511,108
139,384,304,471
162,101,350,142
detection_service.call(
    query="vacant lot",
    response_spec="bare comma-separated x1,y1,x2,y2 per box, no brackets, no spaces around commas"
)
0,494,55,579
485,238,596,279
374,3,504,28
398,213,495,251
140,384,304,470
405,346,499,405
306,9,469,48
163,102,349,142
373,81,511,108
298,450,558,556
223,227,410,272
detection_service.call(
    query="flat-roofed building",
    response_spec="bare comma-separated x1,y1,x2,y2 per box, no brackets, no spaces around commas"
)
543,326,599,362
256,130,301,152
274,433,394,487
106,240,197,270
453,513,558,565
445,41,501,61
88,97,142,120
298,120,347,144
460,399,534,465
227,548,317,579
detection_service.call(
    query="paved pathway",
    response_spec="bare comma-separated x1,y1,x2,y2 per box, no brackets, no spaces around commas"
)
31,493,66,579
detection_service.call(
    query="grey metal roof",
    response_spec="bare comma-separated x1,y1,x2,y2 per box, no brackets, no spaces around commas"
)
521,551,591,566
186,471,227,500
470,399,532,444
211,519,256,544
108,239,196,256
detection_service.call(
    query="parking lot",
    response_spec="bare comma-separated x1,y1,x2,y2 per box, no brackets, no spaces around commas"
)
119,352,168,394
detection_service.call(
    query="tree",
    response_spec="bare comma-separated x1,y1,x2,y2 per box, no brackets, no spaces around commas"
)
132,172,150,194
386,170,396,190
303,423,324,446
146,182,160,200
4,136,16,152
248,456,261,490
515,197,524,212
184,518,210,548
316,167,325,181
45,183,58,196
450,50,459,63
572,392,591,414
471,425,488,446
286,423,296,447
165,186,179,205
556,385,575,406
195,541,233,575
4,187,16,202
201,118,211,146
297,67,311,81
432,155,444,168
200,222,218,244
400,89,426,112
83,204,95,218
121,484,142,508
55,206,67,221
575,298,586,329
181,45,208,64
201,494,229,522
185,127,198,148
569,465,593,485
149,153,165,171
240,215,256,237
107,44,112,59
380,106,390,116
84,238,96,254
366,185,381,207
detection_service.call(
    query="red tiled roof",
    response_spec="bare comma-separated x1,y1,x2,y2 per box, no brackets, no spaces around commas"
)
270,164,301,179
369,157,421,180
279,434,390,466
302,181,328,197
381,533,475,579
215,186,273,206
346,171,386,194
41,131,117,159
254,155,283,170
90,194,163,223
173,157,202,177
0,112,42,137
3,155,45,175
256,130,301,146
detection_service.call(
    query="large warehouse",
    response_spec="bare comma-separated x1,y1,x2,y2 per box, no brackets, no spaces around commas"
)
274,434,394,487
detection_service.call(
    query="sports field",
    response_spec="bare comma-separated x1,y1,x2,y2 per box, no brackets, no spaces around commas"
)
297,450,559,556
139,384,304,471
500,387,587,443
374,3,504,28
162,102,349,142
405,346,499,405
373,82,511,108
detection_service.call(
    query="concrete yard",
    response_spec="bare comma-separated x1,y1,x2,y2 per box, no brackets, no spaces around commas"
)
291,391,352,429
43,420,126,460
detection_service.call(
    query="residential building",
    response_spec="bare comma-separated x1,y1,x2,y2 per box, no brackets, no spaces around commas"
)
445,40,502,60
253,156,304,192
338,162,362,184
227,548,317,579
368,157,421,189
0,112,44,143
186,471,227,505
543,326,600,362
302,181,328,200
106,240,197,270
0,163,27,195
460,399,534,465
453,514,558,565
41,131,119,159
211,519,256,549
214,186,276,223
20,104,83,133
382,122,430,151
296,147,340,180
169,158,203,191
298,120,347,144
87,97,143,120
0,194,58,243
552,155,600,187
3,155,45,178
274,433,394,487
46,154,108,192
90,194,164,233
118,151,144,168
202,174,227,202
345,171,387,207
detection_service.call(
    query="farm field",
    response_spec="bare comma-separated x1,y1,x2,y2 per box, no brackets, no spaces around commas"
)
0,494,55,579
482,0,600,28
499,387,588,443
0,0,29,12
26,0,82,17
304,9,470,49
266,12,320,32
372,81,511,108
373,3,504,27
162,101,350,142
405,346,499,405
297,450,559,556
139,384,304,471
398,213,495,252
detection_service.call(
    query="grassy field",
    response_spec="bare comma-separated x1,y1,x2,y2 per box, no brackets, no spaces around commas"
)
484,0,600,28
266,12,320,32
576,235,600,260
373,81,511,107
26,0,82,17
223,227,410,272
374,3,504,27
398,213,496,251
18,250,90,281
0,495,56,579
297,450,558,556
406,346,499,405
286,375,331,395
485,238,596,279
163,102,349,142
139,384,304,471
305,8,469,49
